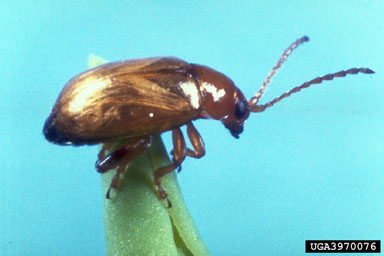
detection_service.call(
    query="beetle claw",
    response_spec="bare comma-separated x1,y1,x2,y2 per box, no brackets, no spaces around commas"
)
157,184,172,208
106,186,113,199
166,198,172,208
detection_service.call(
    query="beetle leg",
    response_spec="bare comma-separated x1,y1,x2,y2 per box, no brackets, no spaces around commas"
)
170,122,205,174
98,142,114,161
106,165,126,199
95,136,151,198
154,128,186,207
185,122,205,159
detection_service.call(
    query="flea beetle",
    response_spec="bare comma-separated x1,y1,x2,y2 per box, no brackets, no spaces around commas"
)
43,36,374,205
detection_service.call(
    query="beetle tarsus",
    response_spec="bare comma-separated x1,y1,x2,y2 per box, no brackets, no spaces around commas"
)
106,186,112,199
105,165,125,199
156,182,172,208
157,183,168,199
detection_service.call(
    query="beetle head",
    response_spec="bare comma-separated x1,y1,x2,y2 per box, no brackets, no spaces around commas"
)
220,92,250,139
192,64,250,138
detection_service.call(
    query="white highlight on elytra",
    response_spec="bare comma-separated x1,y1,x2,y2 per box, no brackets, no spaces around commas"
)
202,82,225,102
149,113,154,118
179,81,201,109
68,79,106,113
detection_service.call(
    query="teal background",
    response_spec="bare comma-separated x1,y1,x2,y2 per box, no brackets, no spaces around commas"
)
1,1,383,255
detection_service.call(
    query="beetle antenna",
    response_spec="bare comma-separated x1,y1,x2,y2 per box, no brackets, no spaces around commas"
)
249,36,310,108
250,67,375,113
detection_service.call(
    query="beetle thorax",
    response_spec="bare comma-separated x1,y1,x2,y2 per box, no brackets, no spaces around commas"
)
191,64,239,120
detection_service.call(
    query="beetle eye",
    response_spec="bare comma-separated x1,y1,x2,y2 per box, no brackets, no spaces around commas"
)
234,100,247,119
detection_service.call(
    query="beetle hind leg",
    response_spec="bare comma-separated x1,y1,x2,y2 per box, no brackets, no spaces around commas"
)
96,137,151,198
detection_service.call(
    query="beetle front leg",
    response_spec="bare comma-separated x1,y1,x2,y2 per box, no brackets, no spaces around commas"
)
96,136,151,198
154,128,186,207
186,122,205,158
170,122,205,173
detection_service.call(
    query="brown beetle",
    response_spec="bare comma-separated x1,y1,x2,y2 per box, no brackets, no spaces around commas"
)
43,36,374,205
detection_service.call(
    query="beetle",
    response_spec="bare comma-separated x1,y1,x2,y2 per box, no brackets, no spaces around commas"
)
43,36,374,206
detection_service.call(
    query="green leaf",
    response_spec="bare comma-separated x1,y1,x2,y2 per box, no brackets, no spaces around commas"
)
89,55,209,256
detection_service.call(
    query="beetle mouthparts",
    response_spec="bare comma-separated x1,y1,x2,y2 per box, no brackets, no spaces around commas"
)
230,130,240,139
228,124,243,139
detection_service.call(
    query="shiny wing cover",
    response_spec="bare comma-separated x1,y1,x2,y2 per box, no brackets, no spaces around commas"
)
52,57,202,144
